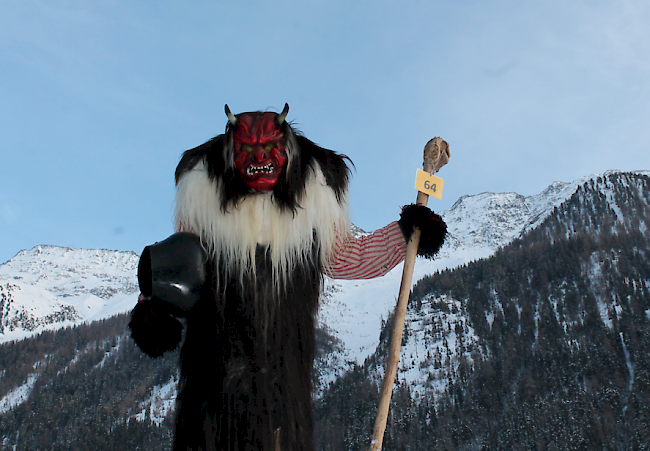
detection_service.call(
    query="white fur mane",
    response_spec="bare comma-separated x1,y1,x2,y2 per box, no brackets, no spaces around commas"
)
174,160,349,285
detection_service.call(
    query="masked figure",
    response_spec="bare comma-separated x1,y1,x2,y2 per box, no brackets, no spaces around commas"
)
129,104,446,451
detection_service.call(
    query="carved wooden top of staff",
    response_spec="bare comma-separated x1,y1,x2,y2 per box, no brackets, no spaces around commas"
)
369,137,450,451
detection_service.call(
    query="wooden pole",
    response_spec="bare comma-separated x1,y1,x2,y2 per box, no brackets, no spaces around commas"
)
368,137,449,451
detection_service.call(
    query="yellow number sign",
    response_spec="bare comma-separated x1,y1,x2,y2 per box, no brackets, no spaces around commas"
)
415,169,444,200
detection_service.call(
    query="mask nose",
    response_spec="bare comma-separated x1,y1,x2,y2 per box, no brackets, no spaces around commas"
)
253,145,267,162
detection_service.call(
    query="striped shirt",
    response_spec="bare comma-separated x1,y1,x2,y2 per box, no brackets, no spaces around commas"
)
325,221,407,280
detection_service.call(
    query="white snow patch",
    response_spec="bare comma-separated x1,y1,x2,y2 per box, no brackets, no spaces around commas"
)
485,311,495,328
0,374,38,414
534,301,541,341
94,335,124,370
587,253,616,329
619,332,634,414
135,374,178,425
388,295,481,400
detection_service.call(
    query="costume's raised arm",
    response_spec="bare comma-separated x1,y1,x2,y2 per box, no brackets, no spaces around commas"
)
325,221,407,279
324,204,447,280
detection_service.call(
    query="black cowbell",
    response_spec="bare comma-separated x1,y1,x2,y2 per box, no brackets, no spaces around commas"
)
137,232,207,315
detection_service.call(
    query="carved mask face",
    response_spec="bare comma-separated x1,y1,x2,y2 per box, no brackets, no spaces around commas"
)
232,113,287,191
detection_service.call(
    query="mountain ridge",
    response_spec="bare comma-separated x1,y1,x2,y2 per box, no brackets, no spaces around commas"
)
2,170,641,350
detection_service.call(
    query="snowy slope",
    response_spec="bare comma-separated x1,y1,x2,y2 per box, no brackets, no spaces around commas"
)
358,169,650,402
0,246,139,343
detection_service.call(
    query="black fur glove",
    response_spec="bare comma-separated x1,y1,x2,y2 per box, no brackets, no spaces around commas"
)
128,296,183,357
398,204,447,258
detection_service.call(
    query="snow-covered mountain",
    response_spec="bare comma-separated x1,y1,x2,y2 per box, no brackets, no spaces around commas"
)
0,246,139,343
1,170,642,351
2,169,649,450
360,169,650,401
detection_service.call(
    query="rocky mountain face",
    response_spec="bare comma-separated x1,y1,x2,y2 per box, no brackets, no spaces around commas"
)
1,170,649,450
315,171,650,450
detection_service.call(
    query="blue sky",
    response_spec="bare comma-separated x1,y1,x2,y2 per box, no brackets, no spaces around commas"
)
1,0,649,263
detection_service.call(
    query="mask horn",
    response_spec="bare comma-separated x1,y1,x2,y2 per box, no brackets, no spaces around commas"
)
224,104,237,126
276,103,289,125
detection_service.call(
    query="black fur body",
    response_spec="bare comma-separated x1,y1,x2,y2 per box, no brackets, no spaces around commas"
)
174,244,321,451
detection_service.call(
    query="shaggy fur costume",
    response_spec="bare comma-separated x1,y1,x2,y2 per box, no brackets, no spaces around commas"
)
129,110,447,451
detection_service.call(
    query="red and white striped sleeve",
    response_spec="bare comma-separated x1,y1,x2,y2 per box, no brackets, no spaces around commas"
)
324,221,407,280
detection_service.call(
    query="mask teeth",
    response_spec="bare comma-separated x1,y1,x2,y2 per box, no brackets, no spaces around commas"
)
247,163,273,175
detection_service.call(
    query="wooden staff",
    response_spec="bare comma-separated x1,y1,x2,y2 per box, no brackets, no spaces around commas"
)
369,137,450,451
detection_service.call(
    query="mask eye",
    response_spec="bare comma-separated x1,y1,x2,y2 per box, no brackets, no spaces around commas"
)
264,144,275,152
242,145,253,153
